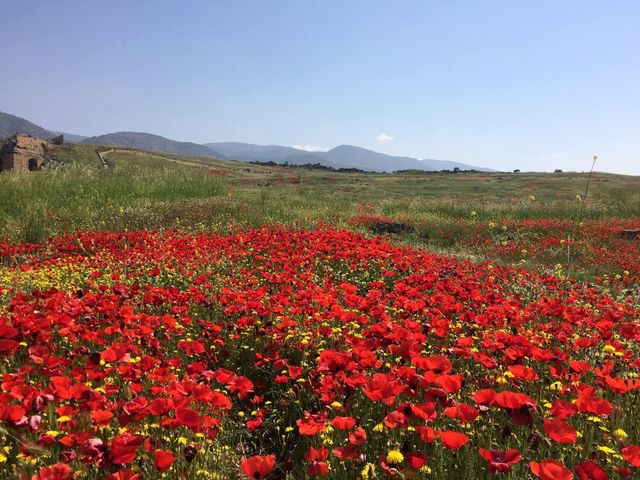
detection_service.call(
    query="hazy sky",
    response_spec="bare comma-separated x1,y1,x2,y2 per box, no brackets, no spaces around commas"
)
1,1,639,174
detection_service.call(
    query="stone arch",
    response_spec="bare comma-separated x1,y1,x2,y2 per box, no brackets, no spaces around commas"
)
28,158,40,171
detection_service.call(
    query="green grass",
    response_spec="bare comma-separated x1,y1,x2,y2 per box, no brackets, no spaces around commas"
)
1,144,639,244
0,151,225,242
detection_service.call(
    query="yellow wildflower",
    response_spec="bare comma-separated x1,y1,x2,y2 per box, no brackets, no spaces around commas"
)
386,450,404,465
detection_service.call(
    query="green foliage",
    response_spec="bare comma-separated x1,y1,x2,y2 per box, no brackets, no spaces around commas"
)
0,160,225,242
2,144,640,247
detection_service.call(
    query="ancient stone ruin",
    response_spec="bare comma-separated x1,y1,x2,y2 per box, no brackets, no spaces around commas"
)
0,133,62,172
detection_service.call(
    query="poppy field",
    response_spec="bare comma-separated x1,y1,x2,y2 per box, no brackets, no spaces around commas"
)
1,224,639,479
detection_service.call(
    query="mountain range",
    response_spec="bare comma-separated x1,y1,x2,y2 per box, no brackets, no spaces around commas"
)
0,111,86,143
1,110,491,172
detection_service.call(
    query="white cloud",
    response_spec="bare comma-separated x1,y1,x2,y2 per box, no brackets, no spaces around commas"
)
376,133,395,143
291,144,323,152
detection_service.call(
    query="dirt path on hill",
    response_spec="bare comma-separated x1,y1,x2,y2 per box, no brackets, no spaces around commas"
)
98,148,221,171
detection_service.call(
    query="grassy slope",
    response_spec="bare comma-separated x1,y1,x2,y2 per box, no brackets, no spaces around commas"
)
1,144,639,246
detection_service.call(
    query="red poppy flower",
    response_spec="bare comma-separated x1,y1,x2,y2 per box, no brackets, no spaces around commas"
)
331,416,356,430
297,415,325,435
549,400,577,420
508,365,539,381
544,418,577,444
175,406,201,429
569,360,591,373
405,451,428,469
412,354,451,373
493,391,536,410
434,374,464,394
613,466,633,478
109,434,145,465
473,388,497,405
305,447,330,476
349,427,367,445
154,449,177,472
107,470,141,480
622,444,640,467
416,425,437,443
91,409,114,425
246,416,264,430
332,444,361,460
384,411,408,429
575,461,608,480
444,403,479,423
241,454,276,479
439,430,469,449
530,460,574,480
2,404,26,422
31,464,72,480
478,448,521,473
575,394,612,416
363,373,404,405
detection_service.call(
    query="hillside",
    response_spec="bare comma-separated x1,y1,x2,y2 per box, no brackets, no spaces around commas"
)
1,110,491,171
0,111,56,139
204,142,301,162
205,141,491,172
81,132,224,158
0,111,86,142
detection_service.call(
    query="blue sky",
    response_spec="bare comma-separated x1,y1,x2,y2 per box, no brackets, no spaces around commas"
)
1,1,639,174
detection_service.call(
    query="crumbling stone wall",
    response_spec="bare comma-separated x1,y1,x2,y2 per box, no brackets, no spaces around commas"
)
0,134,50,172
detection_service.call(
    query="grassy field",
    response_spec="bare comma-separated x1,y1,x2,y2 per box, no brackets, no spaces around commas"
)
2,144,640,281
2,144,640,245
2,145,640,480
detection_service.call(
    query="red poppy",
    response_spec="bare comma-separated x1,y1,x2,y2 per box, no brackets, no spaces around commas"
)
2,404,26,422
405,451,428,469
530,460,574,480
305,447,330,476
384,411,408,429
349,427,367,445
544,418,577,444
363,373,404,405
434,374,464,394
575,394,613,416
416,425,437,443
473,389,497,405
613,466,634,478
109,434,145,465
331,416,356,430
332,444,361,460
444,403,479,423
439,430,469,449
412,354,451,373
575,461,608,480
622,444,640,467
297,415,325,436
175,406,201,429
31,464,72,480
508,365,539,381
107,470,141,480
569,360,591,373
549,400,577,420
241,454,276,479
154,449,177,472
478,448,521,473
90,409,114,425
246,416,264,430
493,391,536,410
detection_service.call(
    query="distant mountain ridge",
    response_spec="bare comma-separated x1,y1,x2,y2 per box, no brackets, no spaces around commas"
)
1,110,492,172
81,132,224,158
0,111,86,143
207,142,491,172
